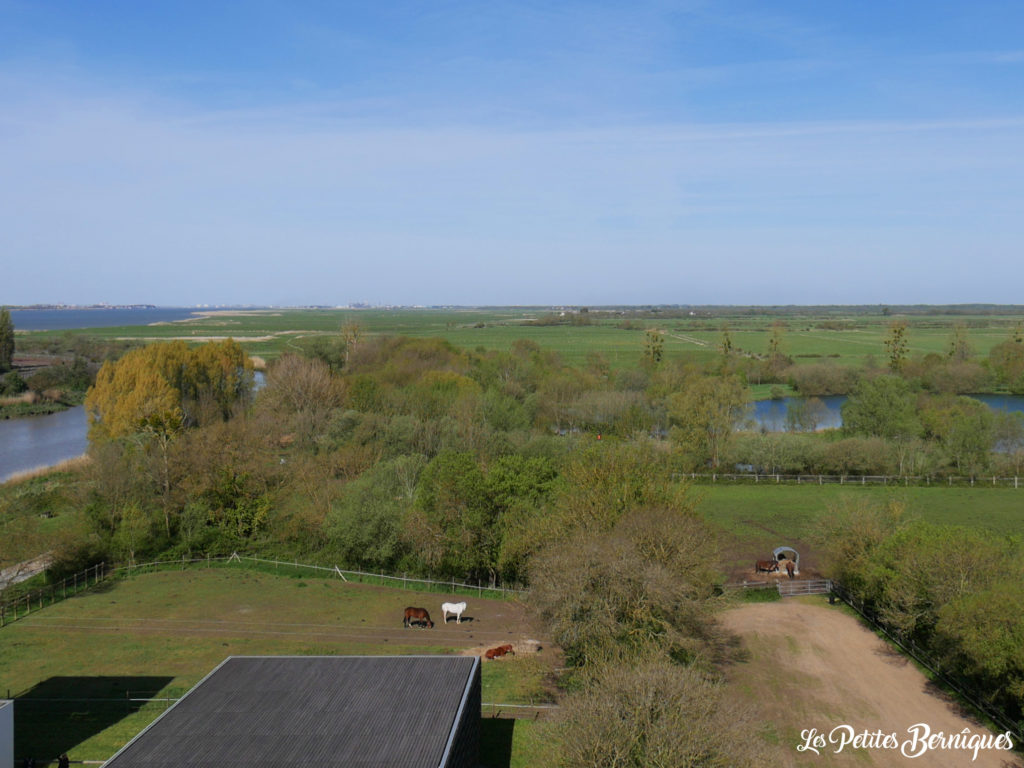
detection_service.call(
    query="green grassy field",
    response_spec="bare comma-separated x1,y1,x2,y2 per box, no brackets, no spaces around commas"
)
18,306,1023,370
696,483,1024,572
0,569,553,766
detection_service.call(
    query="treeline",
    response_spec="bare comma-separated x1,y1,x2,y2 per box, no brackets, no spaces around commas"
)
718,319,1024,397
43,333,770,764
25,331,1018,582
819,501,1024,728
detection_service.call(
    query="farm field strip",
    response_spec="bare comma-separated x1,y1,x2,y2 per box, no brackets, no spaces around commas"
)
20,307,1023,367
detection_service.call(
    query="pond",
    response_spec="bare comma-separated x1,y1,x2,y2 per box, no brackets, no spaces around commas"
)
752,394,1024,432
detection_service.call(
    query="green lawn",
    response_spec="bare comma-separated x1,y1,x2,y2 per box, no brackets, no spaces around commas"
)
696,483,1024,569
0,569,554,766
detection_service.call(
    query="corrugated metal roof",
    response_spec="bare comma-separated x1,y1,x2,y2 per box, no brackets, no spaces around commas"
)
102,656,479,768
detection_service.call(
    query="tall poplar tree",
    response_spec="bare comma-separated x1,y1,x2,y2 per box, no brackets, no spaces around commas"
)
0,307,14,373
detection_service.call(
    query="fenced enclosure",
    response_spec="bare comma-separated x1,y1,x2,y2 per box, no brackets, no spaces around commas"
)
0,562,106,628
0,554,522,632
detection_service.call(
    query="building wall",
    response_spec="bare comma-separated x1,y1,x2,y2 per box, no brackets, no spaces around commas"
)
0,700,13,768
443,661,481,768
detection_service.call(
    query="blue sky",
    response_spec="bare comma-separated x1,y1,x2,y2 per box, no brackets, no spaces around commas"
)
1,0,1022,306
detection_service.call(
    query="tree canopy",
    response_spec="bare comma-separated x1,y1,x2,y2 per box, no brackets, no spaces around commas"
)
85,339,253,441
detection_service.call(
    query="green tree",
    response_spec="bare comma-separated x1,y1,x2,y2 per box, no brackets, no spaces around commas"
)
884,321,909,372
529,507,721,668
719,326,733,358
935,582,1024,720
557,660,768,768
643,329,664,366
405,451,496,581
919,395,995,474
0,307,14,373
840,375,921,441
325,456,421,570
667,376,749,469
947,323,974,362
988,338,1024,392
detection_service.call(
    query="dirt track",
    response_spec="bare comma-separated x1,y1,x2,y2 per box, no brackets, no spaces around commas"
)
722,600,1022,768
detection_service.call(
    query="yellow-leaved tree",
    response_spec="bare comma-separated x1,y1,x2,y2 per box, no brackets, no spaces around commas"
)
85,339,252,442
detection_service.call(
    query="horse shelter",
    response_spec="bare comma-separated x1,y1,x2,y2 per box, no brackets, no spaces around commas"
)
773,546,800,574
100,656,481,768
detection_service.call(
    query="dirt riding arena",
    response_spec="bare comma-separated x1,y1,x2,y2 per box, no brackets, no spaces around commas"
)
722,600,1022,768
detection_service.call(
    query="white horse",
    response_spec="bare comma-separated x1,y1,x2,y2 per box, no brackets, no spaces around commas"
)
441,601,467,624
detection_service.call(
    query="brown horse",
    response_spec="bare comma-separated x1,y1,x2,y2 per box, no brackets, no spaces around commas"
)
785,561,795,579
403,607,434,629
484,644,515,660
755,559,779,573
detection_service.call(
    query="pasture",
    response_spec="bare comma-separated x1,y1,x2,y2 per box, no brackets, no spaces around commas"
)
696,483,1024,576
0,568,555,767
17,306,1024,370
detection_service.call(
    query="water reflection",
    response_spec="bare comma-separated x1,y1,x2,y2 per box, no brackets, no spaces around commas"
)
752,394,1024,432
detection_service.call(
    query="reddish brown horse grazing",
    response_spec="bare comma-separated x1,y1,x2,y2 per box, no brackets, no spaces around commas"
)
785,561,795,579
403,607,434,629
755,559,779,573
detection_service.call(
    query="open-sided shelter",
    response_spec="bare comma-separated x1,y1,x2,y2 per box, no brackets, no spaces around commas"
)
101,656,480,768
773,546,800,573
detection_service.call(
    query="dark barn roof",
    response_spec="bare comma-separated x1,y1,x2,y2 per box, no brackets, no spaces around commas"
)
102,656,480,768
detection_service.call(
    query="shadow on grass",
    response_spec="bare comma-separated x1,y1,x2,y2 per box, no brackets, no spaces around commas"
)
14,675,174,761
480,717,516,768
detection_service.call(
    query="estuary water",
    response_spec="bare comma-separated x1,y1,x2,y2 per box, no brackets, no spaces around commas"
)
9,307,204,331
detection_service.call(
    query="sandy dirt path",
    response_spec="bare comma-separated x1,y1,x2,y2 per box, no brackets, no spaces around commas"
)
722,600,1022,768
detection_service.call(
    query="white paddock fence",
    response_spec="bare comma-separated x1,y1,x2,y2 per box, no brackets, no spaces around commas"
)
125,553,525,598
0,554,523,631
677,472,1024,487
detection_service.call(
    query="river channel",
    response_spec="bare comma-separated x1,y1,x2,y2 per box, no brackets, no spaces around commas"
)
0,406,88,482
